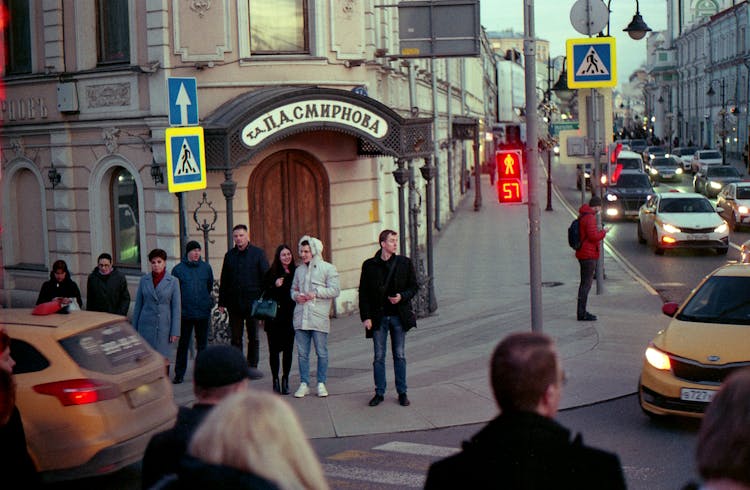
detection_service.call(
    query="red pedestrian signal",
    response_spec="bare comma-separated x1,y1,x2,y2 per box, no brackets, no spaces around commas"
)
496,150,524,203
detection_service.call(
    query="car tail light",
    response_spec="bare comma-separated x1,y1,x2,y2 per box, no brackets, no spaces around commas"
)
33,379,120,406
645,346,671,371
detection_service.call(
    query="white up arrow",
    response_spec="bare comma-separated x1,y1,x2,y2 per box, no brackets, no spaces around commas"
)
175,83,192,126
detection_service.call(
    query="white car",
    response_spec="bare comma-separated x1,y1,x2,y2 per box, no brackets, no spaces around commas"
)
637,192,729,255
671,147,698,171
616,150,646,173
716,182,750,231
690,149,723,174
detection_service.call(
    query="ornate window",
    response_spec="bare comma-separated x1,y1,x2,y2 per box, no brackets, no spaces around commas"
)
110,168,140,268
249,0,309,54
96,0,130,65
2,0,31,75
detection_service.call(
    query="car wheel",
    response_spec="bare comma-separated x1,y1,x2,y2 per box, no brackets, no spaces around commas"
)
652,230,664,255
637,222,646,244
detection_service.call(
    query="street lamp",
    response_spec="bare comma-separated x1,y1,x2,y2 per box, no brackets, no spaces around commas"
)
601,0,652,40
707,79,727,165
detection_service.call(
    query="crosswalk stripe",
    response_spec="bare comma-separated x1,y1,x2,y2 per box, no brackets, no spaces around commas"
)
323,463,425,488
372,441,460,458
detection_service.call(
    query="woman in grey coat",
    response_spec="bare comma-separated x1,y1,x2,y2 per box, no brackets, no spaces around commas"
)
133,249,181,369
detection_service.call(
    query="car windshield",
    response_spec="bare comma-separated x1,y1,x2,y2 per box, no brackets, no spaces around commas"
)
707,167,740,177
631,139,647,148
648,147,665,154
659,197,714,213
700,151,722,159
618,158,642,169
737,188,750,199
652,157,680,168
614,173,651,188
677,276,750,325
677,147,697,156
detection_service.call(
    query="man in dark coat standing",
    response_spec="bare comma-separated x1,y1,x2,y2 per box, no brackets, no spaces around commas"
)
86,252,131,315
424,332,626,490
218,224,269,368
359,230,418,407
576,196,609,321
141,345,262,489
171,241,214,384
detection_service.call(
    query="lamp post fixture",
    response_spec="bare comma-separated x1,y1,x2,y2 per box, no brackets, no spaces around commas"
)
707,79,727,165
601,0,652,39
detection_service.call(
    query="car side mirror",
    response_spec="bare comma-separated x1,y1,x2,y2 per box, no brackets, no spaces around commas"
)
662,302,679,317
717,207,724,213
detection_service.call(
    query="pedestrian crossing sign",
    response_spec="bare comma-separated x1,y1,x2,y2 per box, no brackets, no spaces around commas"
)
165,126,207,193
566,37,616,88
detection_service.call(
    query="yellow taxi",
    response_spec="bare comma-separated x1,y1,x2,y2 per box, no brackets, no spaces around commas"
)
639,263,750,418
2,309,177,481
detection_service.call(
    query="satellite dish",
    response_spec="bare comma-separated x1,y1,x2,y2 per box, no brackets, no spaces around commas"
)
570,0,609,36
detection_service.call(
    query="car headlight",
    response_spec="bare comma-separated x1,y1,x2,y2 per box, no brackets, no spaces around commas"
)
675,168,683,174
710,181,723,190
715,222,729,233
739,206,749,214
606,193,618,202
662,223,681,233
649,168,658,175
600,175,608,185
645,346,671,370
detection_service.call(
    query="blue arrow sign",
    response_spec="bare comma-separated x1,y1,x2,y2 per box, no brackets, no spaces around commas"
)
167,77,199,126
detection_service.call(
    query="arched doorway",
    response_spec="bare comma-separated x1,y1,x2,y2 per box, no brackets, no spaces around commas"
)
248,149,331,262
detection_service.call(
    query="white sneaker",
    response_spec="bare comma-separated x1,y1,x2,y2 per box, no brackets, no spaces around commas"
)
294,383,309,398
317,382,328,397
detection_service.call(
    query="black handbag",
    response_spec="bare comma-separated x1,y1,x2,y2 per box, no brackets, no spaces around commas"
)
251,293,278,320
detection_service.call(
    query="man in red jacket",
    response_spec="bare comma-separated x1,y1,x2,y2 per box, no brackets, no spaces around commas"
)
575,196,609,321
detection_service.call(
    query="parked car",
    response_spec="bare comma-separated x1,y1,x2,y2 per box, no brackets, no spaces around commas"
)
690,149,723,174
693,165,742,197
636,192,729,255
646,155,683,185
603,170,655,220
615,150,646,173
671,146,698,171
639,263,750,418
716,182,750,231
643,145,666,162
4,309,178,482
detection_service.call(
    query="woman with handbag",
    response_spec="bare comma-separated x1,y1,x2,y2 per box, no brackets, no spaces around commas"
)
262,244,297,394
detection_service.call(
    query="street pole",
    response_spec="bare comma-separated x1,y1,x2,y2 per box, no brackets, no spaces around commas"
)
545,60,553,212
721,80,727,165
524,0,542,332
591,89,605,295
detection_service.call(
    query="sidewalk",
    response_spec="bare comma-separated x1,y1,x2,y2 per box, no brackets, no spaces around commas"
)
172,162,670,439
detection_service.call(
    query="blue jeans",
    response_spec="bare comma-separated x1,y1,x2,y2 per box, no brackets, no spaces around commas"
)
373,315,407,395
295,329,328,385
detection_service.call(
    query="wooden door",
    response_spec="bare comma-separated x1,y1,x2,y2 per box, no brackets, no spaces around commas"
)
249,150,331,263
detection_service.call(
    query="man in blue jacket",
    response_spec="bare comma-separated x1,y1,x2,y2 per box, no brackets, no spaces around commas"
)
171,241,214,384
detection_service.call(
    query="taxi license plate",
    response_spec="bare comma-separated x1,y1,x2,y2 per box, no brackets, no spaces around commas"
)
688,233,708,241
680,388,716,402
126,380,162,408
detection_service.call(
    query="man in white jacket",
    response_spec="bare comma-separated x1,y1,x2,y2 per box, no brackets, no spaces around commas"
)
291,235,340,398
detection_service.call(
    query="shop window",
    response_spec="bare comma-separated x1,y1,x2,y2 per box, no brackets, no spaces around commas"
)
96,0,130,65
110,168,140,269
2,0,32,75
248,0,309,54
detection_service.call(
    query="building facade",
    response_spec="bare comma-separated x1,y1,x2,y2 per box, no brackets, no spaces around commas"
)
0,1,496,314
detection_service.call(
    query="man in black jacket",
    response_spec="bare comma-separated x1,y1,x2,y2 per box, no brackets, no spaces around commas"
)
359,230,418,407
141,345,262,489
424,332,626,489
218,224,269,368
86,253,130,315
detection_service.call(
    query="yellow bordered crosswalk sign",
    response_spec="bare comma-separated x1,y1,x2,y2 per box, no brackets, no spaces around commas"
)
165,126,206,193
566,37,616,88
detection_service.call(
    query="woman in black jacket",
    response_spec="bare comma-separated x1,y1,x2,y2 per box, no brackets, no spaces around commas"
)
262,245,297,395
36,259,83,308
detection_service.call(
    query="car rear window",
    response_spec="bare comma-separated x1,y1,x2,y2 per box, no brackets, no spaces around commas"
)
618,158,642,169
678,276,750,325
58,321,154,374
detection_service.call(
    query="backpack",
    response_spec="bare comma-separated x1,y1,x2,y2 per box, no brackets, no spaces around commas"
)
567,218,582,250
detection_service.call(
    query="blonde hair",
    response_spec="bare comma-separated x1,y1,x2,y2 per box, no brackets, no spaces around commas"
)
188,390,329,490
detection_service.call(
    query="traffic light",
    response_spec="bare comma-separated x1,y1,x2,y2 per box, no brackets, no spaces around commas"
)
495,149,524,204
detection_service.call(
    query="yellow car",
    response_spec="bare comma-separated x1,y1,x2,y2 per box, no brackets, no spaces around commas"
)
3,309,177,481
639,264,750,418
